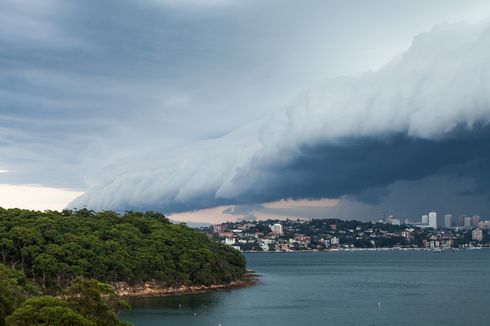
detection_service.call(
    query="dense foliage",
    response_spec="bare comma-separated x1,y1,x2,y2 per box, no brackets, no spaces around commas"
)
5,296,95,326
0,264,36,326
0,208,246,291
0,207,246,325
0,269,130,326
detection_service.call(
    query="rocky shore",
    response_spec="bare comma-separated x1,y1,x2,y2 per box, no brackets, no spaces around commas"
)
114,273,258,298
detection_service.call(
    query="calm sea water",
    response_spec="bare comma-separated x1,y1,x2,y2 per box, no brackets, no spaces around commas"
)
121,250,490,326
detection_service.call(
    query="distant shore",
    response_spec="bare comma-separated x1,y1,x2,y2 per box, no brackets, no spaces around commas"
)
114,273,258,298
242,247,489,253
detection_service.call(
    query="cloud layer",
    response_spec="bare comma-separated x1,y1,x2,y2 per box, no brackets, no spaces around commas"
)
71,21,490,213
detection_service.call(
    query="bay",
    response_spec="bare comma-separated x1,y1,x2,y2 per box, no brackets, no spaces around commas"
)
121,250,490,326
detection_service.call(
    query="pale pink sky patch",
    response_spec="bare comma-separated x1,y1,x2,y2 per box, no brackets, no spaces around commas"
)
169,198,340,224
0,184,83,211
168,205,237,224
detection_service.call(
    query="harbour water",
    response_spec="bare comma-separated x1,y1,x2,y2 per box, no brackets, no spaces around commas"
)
121,250,490,325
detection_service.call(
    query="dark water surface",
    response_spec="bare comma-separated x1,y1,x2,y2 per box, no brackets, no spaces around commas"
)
121,250,490,325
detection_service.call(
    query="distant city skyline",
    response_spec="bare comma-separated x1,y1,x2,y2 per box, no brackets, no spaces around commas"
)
169,208,488,225
205,215,490,252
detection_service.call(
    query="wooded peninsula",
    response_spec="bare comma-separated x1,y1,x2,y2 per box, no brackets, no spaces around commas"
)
0,208,247,325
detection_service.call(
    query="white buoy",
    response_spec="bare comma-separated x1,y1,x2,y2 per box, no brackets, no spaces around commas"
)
378,302,381,311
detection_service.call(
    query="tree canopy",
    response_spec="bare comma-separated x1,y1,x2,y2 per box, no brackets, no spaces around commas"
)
5,296,95,326
0,208,245,292
0,207,247,325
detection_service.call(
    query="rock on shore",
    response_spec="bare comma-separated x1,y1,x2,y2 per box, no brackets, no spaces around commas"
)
114,274,257,297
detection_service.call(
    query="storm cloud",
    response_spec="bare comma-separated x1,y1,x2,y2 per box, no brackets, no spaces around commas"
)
2,1,490,217
71,21,490,213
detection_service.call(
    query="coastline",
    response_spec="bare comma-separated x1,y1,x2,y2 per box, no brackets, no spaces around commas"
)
114,273,258,298
241,247,489,253
113,247,488,297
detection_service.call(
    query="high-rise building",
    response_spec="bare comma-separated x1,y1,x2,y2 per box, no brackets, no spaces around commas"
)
428,212,437,229
459,215,466,227
422,215,429,225
464,216,473,228
472,215,481,228
478,221,490,229
444,214,453,228
472,229,483,242
271,223,284,236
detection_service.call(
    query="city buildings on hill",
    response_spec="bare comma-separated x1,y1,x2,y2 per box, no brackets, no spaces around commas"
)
202,212,489,252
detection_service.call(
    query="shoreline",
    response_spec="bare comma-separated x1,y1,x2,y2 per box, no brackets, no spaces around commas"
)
241,247,489,253
114,273,258,298
114,248,488,298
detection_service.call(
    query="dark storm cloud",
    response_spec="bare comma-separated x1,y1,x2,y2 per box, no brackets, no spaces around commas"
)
3,0,490,217
150,126,490,213
253,126,490,204
71,19,490,213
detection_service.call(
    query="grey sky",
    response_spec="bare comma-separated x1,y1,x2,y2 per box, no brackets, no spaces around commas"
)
2,0,490,221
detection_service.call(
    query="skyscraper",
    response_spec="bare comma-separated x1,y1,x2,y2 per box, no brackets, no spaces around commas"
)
422,215,429,225
428,212,437,229
459,215,466,227
444,214,453,228
472,215,481,228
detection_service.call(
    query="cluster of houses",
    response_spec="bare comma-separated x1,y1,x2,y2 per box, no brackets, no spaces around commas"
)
202,217,489,252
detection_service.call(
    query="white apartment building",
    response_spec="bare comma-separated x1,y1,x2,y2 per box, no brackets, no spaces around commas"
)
428,212,437,229
271,223,284,236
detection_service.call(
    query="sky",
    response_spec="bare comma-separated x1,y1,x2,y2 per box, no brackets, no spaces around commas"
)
2,0,490,223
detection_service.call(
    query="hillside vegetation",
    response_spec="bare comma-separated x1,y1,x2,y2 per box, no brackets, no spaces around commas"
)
0,264,130,326
0,208,245,290
0,208,246,325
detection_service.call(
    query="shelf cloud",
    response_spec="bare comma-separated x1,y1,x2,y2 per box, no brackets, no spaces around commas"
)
70,21,490,213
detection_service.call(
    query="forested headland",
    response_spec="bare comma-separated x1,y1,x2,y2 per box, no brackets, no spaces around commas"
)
0,208,247,325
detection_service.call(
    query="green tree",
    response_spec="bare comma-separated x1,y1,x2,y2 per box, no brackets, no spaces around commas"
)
0,264,36,326
5,296,94,326
33,254,59,289
0,238,14,264
0,282,16,326
62,278,130,326
8,227,43,272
